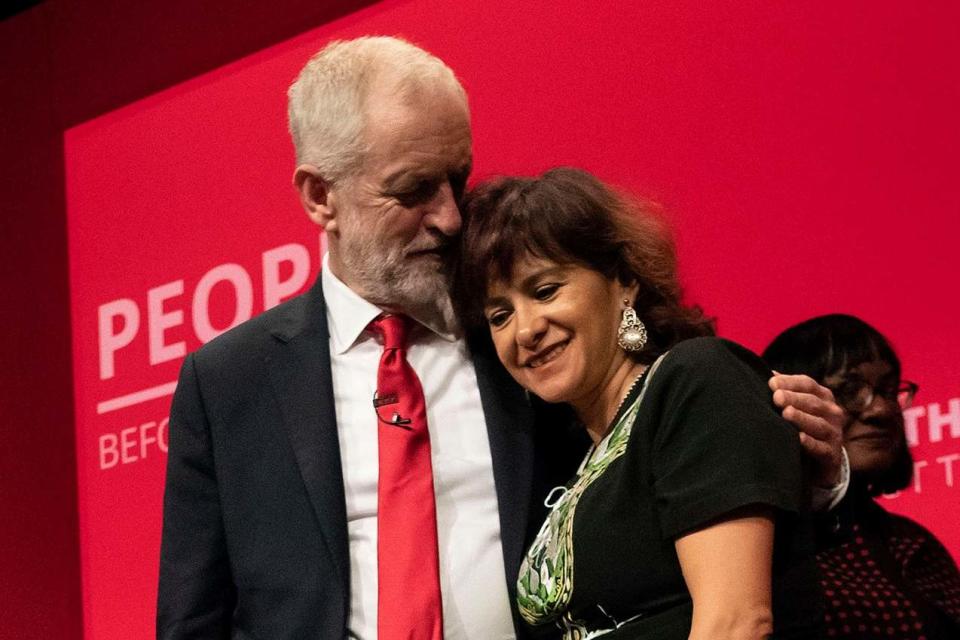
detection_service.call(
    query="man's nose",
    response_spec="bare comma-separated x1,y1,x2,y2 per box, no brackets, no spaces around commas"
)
424,181,462,237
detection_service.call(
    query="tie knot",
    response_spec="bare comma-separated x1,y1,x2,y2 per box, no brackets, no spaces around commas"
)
369,314,411,350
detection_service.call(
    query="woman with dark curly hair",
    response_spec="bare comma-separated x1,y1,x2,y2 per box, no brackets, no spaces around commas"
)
453,168,823,639
764,314,960,639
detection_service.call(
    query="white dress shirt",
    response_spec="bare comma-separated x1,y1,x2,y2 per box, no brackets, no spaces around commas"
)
321,255,516,640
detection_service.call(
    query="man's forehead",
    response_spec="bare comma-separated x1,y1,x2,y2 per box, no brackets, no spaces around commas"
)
362,113,471,173
363,95,470,136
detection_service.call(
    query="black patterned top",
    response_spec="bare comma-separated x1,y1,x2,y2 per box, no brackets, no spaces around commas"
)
816,490,960,639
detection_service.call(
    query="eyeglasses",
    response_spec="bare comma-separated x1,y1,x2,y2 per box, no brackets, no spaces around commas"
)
827,378,919,415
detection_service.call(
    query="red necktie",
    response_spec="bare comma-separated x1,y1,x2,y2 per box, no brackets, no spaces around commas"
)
370,314,443,640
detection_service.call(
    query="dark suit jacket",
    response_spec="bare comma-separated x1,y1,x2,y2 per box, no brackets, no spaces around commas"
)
157,279,572,639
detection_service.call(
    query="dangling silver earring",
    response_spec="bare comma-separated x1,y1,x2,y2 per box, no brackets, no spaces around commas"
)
618,299,647,352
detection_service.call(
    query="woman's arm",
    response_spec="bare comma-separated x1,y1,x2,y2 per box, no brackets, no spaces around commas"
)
675,507,775,640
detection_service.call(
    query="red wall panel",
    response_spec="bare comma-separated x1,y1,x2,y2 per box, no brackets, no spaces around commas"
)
7,1,960,638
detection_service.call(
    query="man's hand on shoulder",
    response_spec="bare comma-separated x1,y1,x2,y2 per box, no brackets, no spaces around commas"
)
768,372,846,490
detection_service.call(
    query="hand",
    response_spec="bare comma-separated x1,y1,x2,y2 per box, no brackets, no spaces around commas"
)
768,373,845,488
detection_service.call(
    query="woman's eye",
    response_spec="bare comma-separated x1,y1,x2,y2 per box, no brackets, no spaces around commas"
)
534,284,560,301
487,310,511,328
834,380,863,400
876,383,900,399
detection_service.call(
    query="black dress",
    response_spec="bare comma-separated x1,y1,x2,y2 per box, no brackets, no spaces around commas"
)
517,337,823,639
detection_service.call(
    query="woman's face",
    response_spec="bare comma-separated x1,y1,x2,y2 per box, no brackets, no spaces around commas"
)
483,256,637,408
824,359,906,476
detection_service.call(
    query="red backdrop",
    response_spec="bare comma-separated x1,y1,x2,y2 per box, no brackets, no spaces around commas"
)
64,1,960,637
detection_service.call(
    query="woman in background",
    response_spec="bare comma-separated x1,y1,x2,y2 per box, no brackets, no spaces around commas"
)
454,168,823,639
764,314,960,639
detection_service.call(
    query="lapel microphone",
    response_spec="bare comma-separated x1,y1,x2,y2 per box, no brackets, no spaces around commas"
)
373,390,412,428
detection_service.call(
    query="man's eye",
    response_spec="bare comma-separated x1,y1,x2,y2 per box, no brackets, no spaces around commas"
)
449,169,470,201
394,181,438,206
534,284,560,301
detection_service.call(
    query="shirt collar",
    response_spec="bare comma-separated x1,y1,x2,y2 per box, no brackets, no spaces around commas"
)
320,253,458,354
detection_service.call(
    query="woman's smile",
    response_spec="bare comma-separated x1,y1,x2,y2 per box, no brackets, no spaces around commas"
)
524,340,569,369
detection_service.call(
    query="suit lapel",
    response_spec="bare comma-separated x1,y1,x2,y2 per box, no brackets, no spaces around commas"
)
259,284,543,619
264,281,350,598
471,339,536,603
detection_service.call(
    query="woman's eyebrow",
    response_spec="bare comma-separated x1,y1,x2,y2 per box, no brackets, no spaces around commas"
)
483,294,510,310
522,265,566,285
483,265,569,309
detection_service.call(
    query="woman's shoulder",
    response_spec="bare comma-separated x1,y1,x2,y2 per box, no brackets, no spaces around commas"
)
877,505,960,579
658,336,771,381
883,506,951,544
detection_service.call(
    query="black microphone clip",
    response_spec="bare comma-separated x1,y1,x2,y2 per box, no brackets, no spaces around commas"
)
373,390,412,429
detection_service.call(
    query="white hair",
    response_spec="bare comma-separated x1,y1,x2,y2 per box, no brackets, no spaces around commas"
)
287,36,467,182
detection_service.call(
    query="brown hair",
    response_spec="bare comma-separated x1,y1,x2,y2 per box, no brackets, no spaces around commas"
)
453,167,714,362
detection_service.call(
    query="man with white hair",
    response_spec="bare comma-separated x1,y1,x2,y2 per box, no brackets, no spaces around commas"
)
158,36,846,639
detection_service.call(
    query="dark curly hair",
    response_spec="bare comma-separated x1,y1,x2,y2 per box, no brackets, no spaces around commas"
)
452,167,714,363
763,314,914,495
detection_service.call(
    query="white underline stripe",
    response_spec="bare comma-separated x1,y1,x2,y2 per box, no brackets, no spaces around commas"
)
96,381,178,414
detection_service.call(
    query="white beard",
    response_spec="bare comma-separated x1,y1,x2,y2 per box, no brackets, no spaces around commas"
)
336,222,459,335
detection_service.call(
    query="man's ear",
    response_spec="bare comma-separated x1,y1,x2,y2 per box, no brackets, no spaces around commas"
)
293,164,339,233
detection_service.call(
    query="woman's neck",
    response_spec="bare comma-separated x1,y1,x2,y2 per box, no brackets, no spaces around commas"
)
574,360,648,444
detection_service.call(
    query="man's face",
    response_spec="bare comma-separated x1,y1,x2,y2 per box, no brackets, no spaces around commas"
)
326,81,472,329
